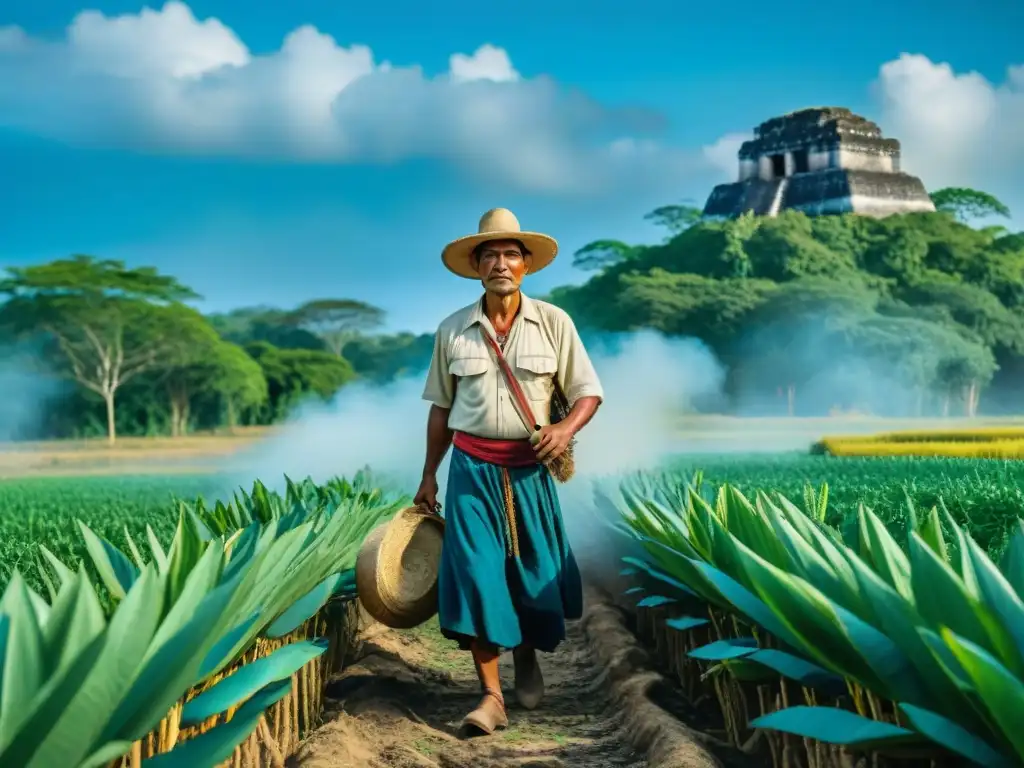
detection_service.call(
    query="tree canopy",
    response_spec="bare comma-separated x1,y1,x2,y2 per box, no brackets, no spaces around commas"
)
930,187,1011,223
545,196,1024,417
4,185,1024,438
283,299,386,357
0,257,201,441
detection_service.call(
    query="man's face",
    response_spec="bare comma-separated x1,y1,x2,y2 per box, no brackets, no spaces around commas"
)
475,239,529,296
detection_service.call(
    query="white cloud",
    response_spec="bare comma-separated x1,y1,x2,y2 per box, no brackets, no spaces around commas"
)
694,53,1023,221
449,43,518,83
874,53,1024,194
0,25,29,52
0,2,704,194
67,2,249,78
701,132,750,181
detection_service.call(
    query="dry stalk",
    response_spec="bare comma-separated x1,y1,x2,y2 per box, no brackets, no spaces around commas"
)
257,715,286,768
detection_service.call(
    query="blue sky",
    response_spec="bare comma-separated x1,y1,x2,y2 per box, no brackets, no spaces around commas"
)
1,0,1022,332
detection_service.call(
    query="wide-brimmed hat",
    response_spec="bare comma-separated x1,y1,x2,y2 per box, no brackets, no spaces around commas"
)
442,208,558,279
355,505,446,629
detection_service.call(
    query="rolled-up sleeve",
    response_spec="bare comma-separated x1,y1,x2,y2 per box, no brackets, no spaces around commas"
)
422,329,455,408
553,312,604,406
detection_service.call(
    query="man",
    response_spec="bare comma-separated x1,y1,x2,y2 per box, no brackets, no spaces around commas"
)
414,207,603,735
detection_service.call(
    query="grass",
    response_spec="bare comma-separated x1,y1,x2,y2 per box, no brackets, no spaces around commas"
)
403,617,476,674
663,453,1024,557
0,474,227,589
5,445,1024,589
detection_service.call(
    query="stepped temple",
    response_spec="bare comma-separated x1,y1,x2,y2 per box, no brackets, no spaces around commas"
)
702,107,935,219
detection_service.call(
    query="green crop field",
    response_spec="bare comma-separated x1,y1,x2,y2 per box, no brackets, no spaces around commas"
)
3,451,1024,766
665,453,1024,557
4,453,1024,592
0,474,226,589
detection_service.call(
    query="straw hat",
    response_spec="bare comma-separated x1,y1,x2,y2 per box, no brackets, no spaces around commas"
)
355,505,446,629
442,208,558,279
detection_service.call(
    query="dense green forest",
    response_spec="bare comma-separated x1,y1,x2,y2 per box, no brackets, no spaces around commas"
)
0,186,1020,441
552,187,1024,417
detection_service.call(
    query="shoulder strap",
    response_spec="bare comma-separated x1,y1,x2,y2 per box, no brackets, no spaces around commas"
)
531,304,568,403
480,330,540,434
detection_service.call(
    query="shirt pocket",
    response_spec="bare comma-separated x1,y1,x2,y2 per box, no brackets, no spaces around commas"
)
515,354,557,401
450,356,490,379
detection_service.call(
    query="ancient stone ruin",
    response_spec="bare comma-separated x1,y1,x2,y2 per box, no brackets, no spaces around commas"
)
702,107,936,219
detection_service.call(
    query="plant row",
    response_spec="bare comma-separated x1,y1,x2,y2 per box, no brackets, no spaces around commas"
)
607,471,1024,767
0,473,405,768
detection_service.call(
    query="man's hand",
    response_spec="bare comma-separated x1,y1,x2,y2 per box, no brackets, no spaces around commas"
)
533,423,575,462
413,473,440,514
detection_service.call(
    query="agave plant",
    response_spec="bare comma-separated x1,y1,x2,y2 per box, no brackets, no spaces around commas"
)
612,475,1024,768
0,475,405,768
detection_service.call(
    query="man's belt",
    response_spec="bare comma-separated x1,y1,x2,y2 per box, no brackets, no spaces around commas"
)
453,431,537,467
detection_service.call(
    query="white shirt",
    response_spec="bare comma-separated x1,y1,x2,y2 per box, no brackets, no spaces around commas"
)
421,293,604,439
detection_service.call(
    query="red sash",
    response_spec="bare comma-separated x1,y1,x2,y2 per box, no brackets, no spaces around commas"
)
453,431,537,467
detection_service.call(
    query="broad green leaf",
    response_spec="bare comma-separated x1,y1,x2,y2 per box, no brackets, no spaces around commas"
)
844,554,989,733
763,507,864,614
262,573,346,638
685,558,804,650
77,522,139,601
860,507,913,601
43,567,105,676
0,573,45,752
79,741,133,768
0,632,107,768
147,544,225,654
1000,521,1024,595
0,615,7,713
709,658,777,683
25,587,50,628
123,527,147,570
942,628,1024,760
734,540,906,695
165,508,207,606
636,596,676,608
21,566,165,768
141,678,292,767
38,547,75,590
916,506,949,564
198,610,263,680
910,533,1019,670
146,525,168,572
100,571,242,743
689,638,758,661
665,616,708,632
746,649,845,692
964,537,1024,666
751,706,919,748
181,638,328,725
899,704,1014,768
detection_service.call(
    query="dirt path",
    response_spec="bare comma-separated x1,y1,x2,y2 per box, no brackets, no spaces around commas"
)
292,589,728,768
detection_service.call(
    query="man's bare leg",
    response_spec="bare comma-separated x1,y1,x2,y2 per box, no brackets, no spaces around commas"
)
462,640,508,735
513,643,544,710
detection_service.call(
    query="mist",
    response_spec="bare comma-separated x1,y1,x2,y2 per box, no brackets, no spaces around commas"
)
221,331,726,564
219,313,970,566
0,352,65,443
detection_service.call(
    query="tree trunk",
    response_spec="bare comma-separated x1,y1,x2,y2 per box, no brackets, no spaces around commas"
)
104,391,117,444
787,384,796,417
168,380,191,437
942,394,950,418
169,400,181,438
225,398,237,433
963,382,979,417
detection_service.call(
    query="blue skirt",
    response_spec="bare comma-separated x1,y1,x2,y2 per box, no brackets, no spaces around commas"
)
438,448,583,653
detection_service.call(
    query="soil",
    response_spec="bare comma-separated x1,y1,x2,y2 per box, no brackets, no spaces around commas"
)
291,588,736,768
